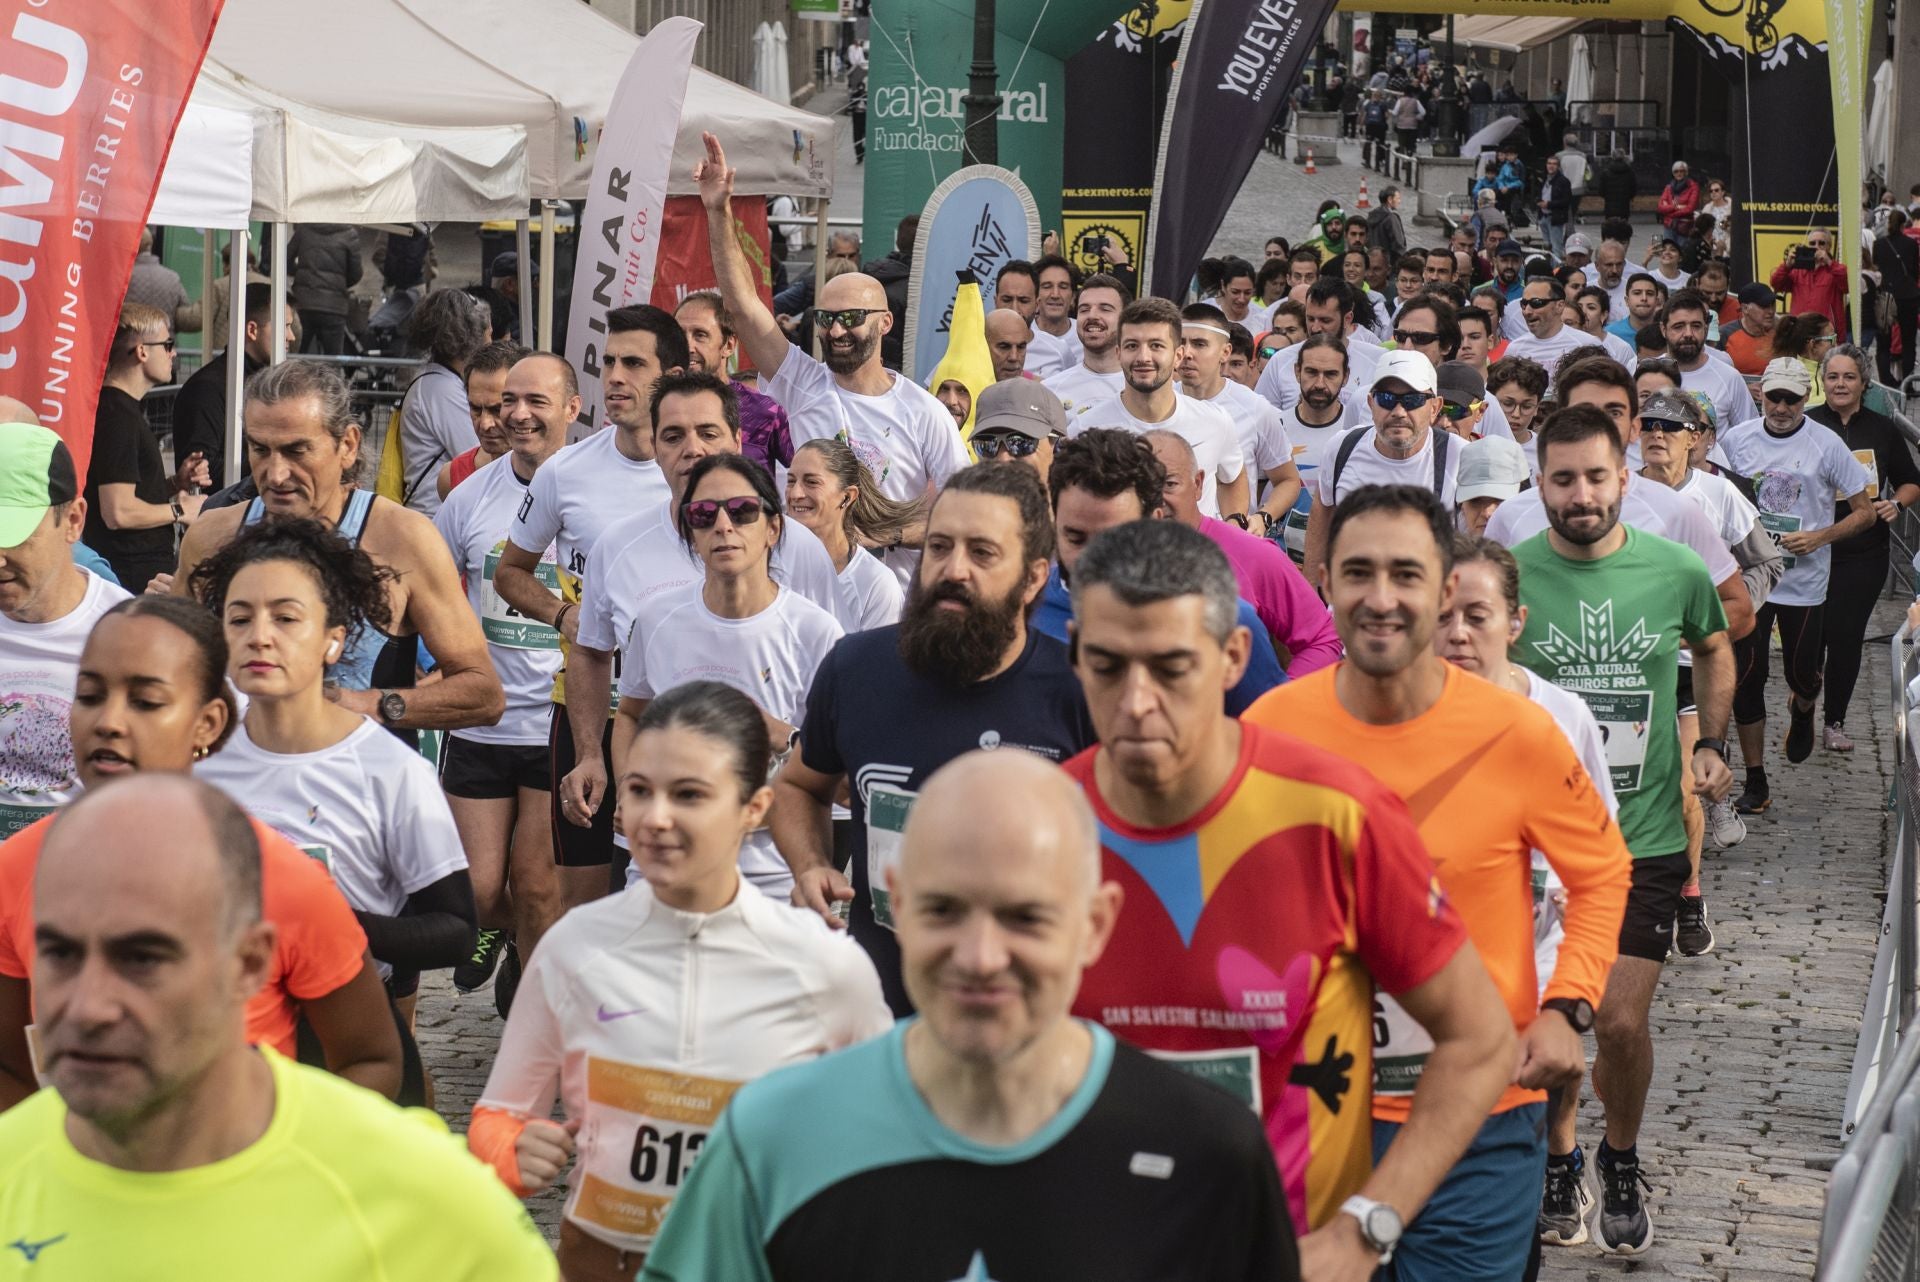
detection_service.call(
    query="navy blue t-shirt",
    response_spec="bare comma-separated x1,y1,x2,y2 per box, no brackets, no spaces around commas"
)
799,624,1096,1015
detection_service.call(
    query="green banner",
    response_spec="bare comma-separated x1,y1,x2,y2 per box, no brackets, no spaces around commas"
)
792,0,842,22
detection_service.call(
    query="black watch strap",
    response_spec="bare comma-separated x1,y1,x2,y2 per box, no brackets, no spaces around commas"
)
1692,737,1728,759
1541,997,1594,1033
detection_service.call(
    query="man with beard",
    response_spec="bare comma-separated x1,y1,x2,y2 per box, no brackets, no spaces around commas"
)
1024,254,1083,378
1043,273,1130,423
1505,277,1592,392
769,463,1095,1015
1255,279,1382,415
1664,291,1756,435
1177,303,1300,536
985,308,1034,383
675,289,794,473
1593,239,1631,321
1490,243,1528,339
700,133,965,585
1073,298,1250,520
1512,406,1734,1255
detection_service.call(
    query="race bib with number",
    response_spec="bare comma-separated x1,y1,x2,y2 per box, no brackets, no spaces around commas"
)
572,1058,742,1249
1371,994,1433,1096
1756,510,1802,571
1846,450,1880,503
1149,1046,1264,1114
1572,688,1653,794
866,783,916,931
481,544,562,650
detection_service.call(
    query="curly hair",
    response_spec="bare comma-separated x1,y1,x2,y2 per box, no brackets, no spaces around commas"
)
187,518,395,638
1047,427,1167,518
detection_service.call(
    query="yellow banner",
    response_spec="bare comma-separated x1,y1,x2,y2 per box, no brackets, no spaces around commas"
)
1334,0,1830,50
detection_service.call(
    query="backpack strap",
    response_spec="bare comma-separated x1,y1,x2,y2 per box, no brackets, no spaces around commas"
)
1432,428,1453,495
1329,428,1368,501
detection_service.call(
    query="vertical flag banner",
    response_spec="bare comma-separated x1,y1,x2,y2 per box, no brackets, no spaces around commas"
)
565,15,701,433
1825,0,1869,338
1145,0,1339,300
0,0,226,482
901,165,1040,389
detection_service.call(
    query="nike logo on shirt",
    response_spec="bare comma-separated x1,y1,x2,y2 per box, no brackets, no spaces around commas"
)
596,1004,645,1022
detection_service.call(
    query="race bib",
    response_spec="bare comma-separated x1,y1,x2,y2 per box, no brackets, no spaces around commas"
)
573,1058,742,1249
1371,994,1432,1097
1756,510,1802,571
866,783,915,931
0,802,52,840
1150,1046,1263,1114
1573,688,1653,794
1282,469,1313,562
299,844,333,872
1848,450,1880,503
481,544,562,650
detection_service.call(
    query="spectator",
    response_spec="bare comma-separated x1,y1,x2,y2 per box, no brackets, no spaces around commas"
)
848,56,867,163
373,224,434,294
1391,88,1426,156
171,282,293,490
1658,161,1702,239
1366,185,1408,261
862,215,916,371
1537,155,1575,257
208,246,269,345
123,228,202,338
1554,132,1590,199
486,251,535,343
1872,208,1920,386
287,223,362,356
1769,228,1851,338
1700,178,1734,259
396,289,490,516
462,285,514,343
1595,149,1638,224
1362,88,1390,168
1496,145,1528,226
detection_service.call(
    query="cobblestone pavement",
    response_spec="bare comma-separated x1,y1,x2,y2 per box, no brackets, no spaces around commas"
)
418,601,1901,1275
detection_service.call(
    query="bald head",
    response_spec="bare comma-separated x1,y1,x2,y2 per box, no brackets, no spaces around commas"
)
816,270,888,313
903,750,1098,892
510,350,579,399
1143,429,1201,524
0,396,40,426
984,308,1034,383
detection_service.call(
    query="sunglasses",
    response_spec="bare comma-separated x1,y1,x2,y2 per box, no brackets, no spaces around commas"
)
1258,345,1283,359
1519,297,1560,311
813,307,885,331
973,433,1043,459
1372,388,1434,412
1763,389,1806,405
1440,399,1483,421
1639,418,1698,435
683,496,770,529
1392,330,1440,347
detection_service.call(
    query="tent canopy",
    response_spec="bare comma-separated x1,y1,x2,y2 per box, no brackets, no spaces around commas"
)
204,0,834,200
1446,15,1589,54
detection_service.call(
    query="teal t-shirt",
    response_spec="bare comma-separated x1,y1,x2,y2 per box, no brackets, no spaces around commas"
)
1512,526,1728,858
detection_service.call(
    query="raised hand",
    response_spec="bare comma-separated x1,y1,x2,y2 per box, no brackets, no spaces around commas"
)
694,132,734,212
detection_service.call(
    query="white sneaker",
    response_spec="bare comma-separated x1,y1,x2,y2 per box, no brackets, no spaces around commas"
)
1705,798,1747,849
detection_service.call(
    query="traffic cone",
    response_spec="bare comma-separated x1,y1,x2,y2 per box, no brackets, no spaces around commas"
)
1356,177,1371,209
1304,147,1317,176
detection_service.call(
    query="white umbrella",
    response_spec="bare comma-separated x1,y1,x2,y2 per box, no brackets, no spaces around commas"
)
1564,34,1595,125
1868,59,1894,181
1463,113,1523,165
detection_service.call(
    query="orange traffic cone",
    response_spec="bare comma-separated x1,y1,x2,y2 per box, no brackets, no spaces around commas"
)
1356,177,1371,209
1304,147,1317,176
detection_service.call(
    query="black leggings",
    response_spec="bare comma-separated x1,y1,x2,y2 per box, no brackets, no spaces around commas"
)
1823,549,1889,726
1734,601,1826,726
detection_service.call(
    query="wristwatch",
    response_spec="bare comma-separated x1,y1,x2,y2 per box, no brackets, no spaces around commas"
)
1225,512,1250,530
1252,510,1275,536
377,690,408,726
1339,1195,1402,1263
1541,996,1595,1033
1692,737,1728,760
170,496,185,523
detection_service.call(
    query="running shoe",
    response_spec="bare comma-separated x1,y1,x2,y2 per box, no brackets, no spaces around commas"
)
1538,1150,1593,1246
1785,700,1816,764
493,939,523,1020
1675,896,1716,957
1705,798,1747,848
1734,780,1771,816
452,927,506,993
1824,722,1855,753
1594,1148,1654,1254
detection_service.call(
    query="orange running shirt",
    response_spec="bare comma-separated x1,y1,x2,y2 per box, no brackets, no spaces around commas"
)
0,814,369,1057
1246,663,1630,1123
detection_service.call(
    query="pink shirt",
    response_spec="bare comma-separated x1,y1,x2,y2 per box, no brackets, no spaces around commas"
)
1199,516,1344,676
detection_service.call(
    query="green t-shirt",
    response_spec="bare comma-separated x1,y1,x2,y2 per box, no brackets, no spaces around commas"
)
1512,526,1728,859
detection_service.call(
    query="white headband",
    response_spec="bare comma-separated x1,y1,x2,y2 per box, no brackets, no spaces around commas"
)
1184,323,1233,340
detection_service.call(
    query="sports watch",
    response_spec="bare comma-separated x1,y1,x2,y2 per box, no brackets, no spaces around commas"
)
1692,737,1728,760
377,690,408,726
1338,1194,1403,1263
1541,996,1595,1033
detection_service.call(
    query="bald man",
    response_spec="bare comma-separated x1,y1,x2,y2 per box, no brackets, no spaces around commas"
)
640,750,1301,1282
0,776,556,1279
698,133,967,584
984,308,1034,383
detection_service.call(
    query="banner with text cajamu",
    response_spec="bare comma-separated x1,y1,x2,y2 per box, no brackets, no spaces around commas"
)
1146,0,1339,300
565,15,700,434
1,0,225,482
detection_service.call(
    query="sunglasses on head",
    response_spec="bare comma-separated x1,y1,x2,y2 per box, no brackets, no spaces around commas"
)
812,307,885,331
973,433,1042,459
1764,389,1806,406
683,496,770,529
1372,388,1434,412
1392,329,1439,347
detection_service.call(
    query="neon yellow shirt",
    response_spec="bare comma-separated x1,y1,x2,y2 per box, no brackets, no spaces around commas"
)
0,1048,556,1280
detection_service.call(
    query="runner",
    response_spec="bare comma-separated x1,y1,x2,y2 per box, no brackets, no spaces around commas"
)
493,305,683,911
1178,303,1301,534
1024,253,1085,379
1455,437,1530,537
433,353,574,998
0,775,556,1280
169,360,505,743
783,438,915,631
470,682,888,1282
1511,405,1736,1254
0,595,402,1108
613,456,843,901
1060,516,1516,1268
675,290,794,475
435,340,526,502
1719,358,1873,806
1247,486,1629,1280
770,463,1094,1014
188,521,475,1029
1041,273,1131,423
1279,335,1363,561
0,424,131,839
640,749,1301,1282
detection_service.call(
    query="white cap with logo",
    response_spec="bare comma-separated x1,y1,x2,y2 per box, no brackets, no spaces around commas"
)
1370,349,1438,395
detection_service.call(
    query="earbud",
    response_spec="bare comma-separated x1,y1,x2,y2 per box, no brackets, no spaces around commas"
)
327,642,341,662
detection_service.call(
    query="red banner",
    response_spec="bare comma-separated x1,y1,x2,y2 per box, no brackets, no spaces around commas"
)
649,195,775,374
0,0,225,483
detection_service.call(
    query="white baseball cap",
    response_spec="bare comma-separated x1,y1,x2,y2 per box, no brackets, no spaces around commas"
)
1371,349,1438,395
1456,436,1530,502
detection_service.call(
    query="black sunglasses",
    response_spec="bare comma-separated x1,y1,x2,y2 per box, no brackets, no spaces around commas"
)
1372,389,1434,412
973,433,1042,459
1392,329,1440,347
1764,389,1806,406
1640,418,1698,435
1519,297,1560,311
813,307,885,331
683,496,769,529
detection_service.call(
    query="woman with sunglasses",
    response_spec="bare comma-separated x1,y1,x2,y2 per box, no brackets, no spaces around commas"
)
784,438,916,631
1700,179,1734,260
190,519,474,1023
1770,313,1836,407
471,680,888,1282
613,456,842,900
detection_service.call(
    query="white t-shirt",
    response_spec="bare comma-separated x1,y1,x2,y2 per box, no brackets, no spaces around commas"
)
1023,325,1082,380
1656,468,1760,666
1043,362,1125,423
766,347,967,504
195,719,467,978
1719,418,1872,606
1071,394,1247,517
472,879,889,1253
1256,336,1381,413
1314,425,1460,506
1503,325,1594,389
1680,357,1761,436
434,456,564,745
0,570,131,836
1596,329,1638,367
1486,472,1741,586
397,363,477,519
1524,668,1620,987
1185,380,1293,475
508,427,670,606
832,547,905,632
1648,265,1691,292
1286,403,1366,474
620,585,844,896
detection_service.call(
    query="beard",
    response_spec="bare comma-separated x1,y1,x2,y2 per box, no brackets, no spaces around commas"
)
1545,496,1622,546
824,325,881,375
897,574,1028,685
1671,336,1703,363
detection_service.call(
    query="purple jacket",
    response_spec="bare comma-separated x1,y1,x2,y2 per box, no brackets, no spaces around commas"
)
1199,517,1344,676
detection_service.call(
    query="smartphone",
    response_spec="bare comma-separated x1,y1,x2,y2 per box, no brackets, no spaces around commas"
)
1082,235,1110,256
1793,246,1816,270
